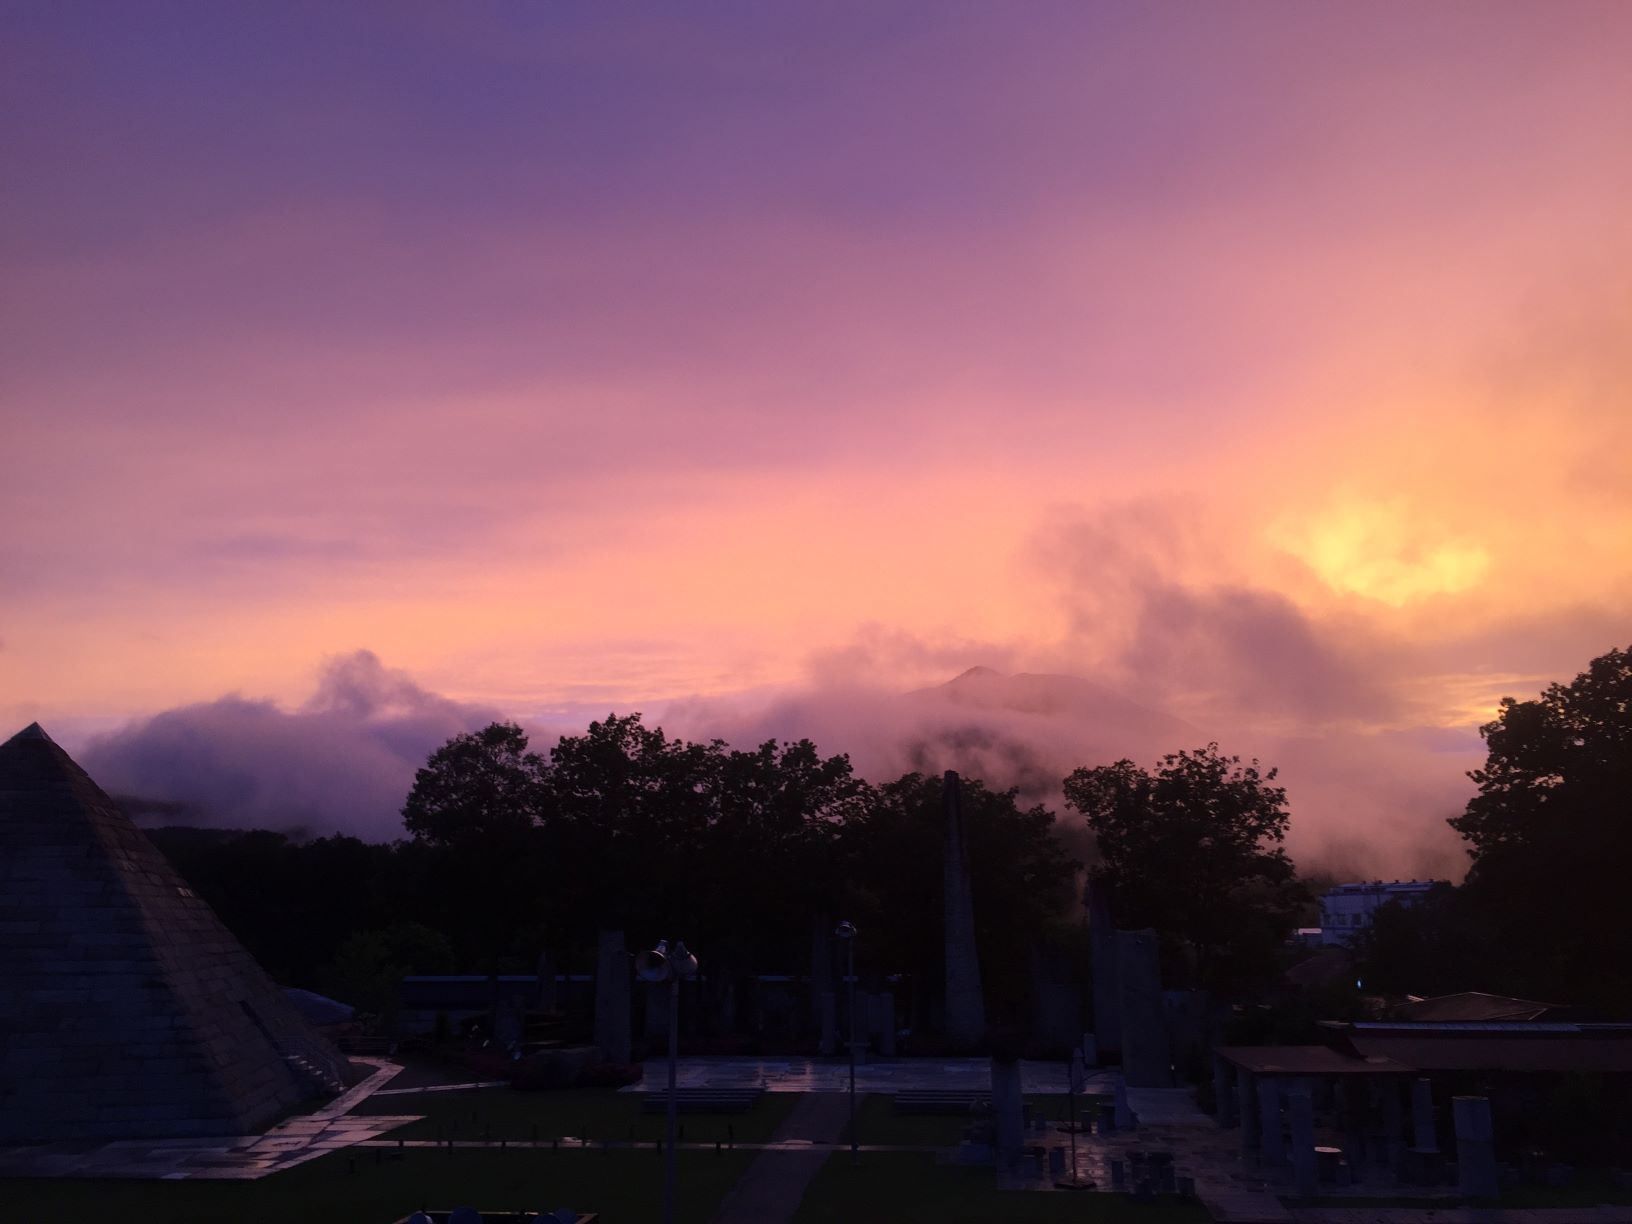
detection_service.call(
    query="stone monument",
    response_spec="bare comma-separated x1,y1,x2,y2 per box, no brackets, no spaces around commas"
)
942,771,986,1046
1085,878,1121,1059
1116,929,1171,1087
0,724,348,1142
593,929,631,1064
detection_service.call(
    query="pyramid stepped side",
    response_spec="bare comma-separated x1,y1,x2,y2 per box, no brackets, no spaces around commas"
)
0,724,350,1143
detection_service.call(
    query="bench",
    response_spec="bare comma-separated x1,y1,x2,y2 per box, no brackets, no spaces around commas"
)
892,1089,990,1114
639,1087,763,1114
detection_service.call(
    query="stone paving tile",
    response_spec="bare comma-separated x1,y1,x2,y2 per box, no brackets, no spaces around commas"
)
372,1079,509,1097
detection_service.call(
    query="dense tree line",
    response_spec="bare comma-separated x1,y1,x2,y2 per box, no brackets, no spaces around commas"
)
149,716,1087,1027
149,713,1327,1039
137,646,1632,1035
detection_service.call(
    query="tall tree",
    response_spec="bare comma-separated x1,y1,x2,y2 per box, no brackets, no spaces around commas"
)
400,722,550,966
1064,744,1304,995
539,713,726,936
401,721,547,847
836,773,1079,1027
711,739,871,964
1449,645,1632,1008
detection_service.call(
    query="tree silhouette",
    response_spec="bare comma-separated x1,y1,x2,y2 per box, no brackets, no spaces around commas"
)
1064,744,1304,994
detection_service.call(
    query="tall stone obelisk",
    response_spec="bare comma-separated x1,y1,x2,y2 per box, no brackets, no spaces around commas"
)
942,771,986,1046
593,929,631,1065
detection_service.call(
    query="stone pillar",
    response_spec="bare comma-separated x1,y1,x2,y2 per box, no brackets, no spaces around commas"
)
1117,930,1171,1087
1085,879,1122,1061
1213,1055,1237,1127
1289,1083,1317,1196
1033,980,1081,1054
1453,1096,1498,1199
592,929,631,1065
817,989,837,1056
644,979,668,1039
809,917,833,1029
1411,1077,1438,1152
536,950,559,1012
1238,1069,1259,1156
942,772,986,1047
1114,1081,1134,1131
991,1055,1025,1165
1257,1076,1285,1165
873,990,897,1058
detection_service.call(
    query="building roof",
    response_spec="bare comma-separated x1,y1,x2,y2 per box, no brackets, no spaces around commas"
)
1386,992,1561,1023
1331,1021,1632,1073
1215,1045,1414,1077
0,723,349,1142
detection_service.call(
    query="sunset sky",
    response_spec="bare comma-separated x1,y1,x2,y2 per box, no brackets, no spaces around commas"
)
4,4,1629,867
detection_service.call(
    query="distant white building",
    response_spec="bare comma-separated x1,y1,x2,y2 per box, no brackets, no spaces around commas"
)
1319,880,1440,946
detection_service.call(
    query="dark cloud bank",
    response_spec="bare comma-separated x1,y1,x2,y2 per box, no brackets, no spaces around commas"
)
84,652,497,843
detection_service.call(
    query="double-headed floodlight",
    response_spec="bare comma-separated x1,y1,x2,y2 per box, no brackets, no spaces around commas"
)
637,938,698,983
834,919,860,1162
642,937,699,1224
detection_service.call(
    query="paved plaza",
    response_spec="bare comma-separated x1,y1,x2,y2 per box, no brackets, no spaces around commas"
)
620,1053,1114,1095
5,1054,1632,1224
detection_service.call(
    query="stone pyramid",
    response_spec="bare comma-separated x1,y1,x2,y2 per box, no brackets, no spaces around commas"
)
0,723,351,1142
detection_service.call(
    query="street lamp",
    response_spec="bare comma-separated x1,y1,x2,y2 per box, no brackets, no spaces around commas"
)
834,920,859,1164
636,938,699,1224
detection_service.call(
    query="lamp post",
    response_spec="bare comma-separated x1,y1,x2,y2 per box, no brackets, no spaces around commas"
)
636,938,698,1224
835,920,858,1164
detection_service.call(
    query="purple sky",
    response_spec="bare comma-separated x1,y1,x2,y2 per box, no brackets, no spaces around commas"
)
4,3,1630,870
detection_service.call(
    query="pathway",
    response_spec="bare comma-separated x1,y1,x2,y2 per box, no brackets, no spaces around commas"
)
708,1091,849,1224
1289,1209,1632,1224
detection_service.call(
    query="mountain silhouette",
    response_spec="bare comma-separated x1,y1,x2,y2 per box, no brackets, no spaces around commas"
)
913,666,1201,743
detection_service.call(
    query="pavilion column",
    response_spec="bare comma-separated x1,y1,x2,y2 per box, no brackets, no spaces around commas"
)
1238,1069,1259,1157
1454,1096,1498,1199
1382,1075,1406,1163
1411,1076,1438,1152
1257,1076,1285,1166
1213,1055,1237,1127
1336,1077,1365,1173
1289,1081,1317,1196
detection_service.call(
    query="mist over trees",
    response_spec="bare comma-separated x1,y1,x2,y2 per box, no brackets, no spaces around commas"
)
140,644,1632,1029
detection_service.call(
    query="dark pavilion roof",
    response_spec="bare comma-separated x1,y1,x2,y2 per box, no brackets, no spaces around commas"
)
1385,991,1563,1023
0,723,349,1142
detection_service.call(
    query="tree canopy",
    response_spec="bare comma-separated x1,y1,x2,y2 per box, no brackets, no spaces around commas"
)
1064,743,1304,993
389,715,1085,1010
1445,644,1632,1009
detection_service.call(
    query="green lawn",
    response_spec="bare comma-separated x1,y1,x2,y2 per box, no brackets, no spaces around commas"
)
1286,1175,1632,1210
1503,1177,1632,1208
794,1153,1210,1224
3,1147,753,1224
353,1086,798,1145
